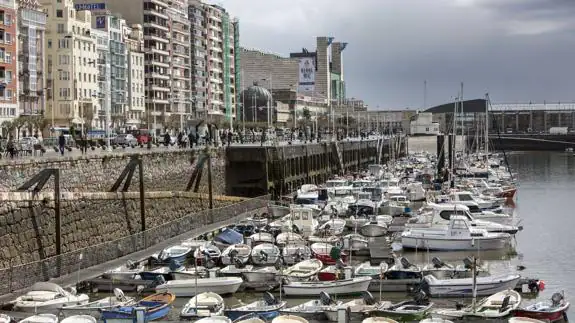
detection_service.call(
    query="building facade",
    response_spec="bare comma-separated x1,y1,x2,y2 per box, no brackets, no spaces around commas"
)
188,0,238,123
91,28,107,130
17,0,47,119
0,0,18,130
42,0,98,130
124,23,144,128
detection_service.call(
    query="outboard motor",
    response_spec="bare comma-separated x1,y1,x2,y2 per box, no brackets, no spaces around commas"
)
202,250,216,269
259,250,269,262
153,275,166,287
463,257,473,270
234,257,245,269
401,257,413,269
499,295,510,313
169,259,182,272
320,291,334,305
335,259,346,270
361,291,376,305
413,290,429,305
431,257,446,269
263,291,278,305
552,292,564,306
126,259,138,270
229,249,239,263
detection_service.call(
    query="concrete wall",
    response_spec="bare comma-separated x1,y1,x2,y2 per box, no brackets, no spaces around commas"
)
239,48,298,91
0,149,226,195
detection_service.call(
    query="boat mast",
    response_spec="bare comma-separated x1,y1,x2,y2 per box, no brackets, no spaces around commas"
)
460,82,465,155
484,93,489,158
471,256,478,312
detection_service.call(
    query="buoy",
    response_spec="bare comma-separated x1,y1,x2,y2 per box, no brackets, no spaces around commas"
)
538,280,546,291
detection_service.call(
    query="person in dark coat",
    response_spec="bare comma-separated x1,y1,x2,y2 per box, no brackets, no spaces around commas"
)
227,130,233,147
58,133,66,155
163,133,171,146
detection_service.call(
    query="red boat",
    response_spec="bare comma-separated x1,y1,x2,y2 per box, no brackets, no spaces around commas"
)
514,292,570,322
310,242,347,265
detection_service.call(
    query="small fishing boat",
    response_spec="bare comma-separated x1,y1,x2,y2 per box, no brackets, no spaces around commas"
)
432,289,521,320
324,291,379,321
420,319,453,323
154,244,193,263
61,288,134,315
234,314,267,323
316,218,346,236
280,292,338,321
310,242,347,265
250,243,281,266
221,244,252,265
362,318,399,323
155,277,243,296
367,292,433,321
283,276,372,297
283,259,323,281
138,259,186,280
245,214,269,227
307,235,341,245
61,315,96,323
354,261,388,278
195,316,233,323
219,264,254,277
194,243,222,267
101,292,175,322
20,314,59,323
282,244,312,265
513,292,569,322
242,266,279,283
213,228,244,250
342,233,369,252
225,292,286,321
360,217,388,237
102,260,145,280
509,318,548,323
422,257,488,279
272,315,310,323
14,282,90,312
249,232,276,246
276,232,306,247
180,292,225,319
171,266,209,280
421,273,521,297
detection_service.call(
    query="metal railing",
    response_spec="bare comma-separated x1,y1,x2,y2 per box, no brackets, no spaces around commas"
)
0,195,269,295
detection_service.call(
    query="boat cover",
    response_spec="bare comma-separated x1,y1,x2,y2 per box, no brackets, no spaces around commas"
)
215,229,243,245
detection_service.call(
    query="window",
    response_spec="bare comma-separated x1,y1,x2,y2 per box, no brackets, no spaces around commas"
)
4,32,10,44
57,23,64,33
47,39,52,48
5,89,11,100
4,52,10,63
56,10,63,18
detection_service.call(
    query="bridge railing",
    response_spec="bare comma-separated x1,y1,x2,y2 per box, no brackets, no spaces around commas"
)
0,195,270,295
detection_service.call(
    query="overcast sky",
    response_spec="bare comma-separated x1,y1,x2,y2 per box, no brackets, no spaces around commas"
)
216,0,575,110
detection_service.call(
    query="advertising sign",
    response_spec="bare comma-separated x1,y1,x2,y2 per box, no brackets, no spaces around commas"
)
298,57,315,93
96,16,106,28
74,3,106,11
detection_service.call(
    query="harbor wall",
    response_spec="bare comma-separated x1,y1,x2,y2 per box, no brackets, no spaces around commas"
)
466,134,575,151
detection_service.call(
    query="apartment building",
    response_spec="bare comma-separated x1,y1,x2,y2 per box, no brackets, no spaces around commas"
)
91,28,107,129
73,0,191,133
124,24,144,128
188,0,239,121
41,0,99,130
0,0,18,129
17,0,47,117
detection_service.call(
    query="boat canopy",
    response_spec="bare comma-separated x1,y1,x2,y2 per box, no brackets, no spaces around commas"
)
214,228,243,245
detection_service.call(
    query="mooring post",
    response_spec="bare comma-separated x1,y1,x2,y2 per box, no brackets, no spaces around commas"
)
137,158,145,232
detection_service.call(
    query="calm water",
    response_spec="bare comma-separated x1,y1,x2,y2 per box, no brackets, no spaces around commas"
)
85,151,572,320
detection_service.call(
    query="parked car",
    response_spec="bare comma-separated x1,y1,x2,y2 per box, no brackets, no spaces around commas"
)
113,134,138,146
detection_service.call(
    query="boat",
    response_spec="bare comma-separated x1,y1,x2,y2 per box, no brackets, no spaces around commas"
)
0,314,10,323
13,282,90,312
20,314,58,323
234,314,267,323
180,292,225,319
432,289,521,319
242,266,279,283
420,319,453,323
61,288,134,315
280,292,338,320
268,202,292,219
401,215,512,251
276,232,306,247
102,260,145,280
171,266,209,280
101,291,175,321
249,232,275,246
272,315,310,323
155,277,243,296
225,292,286,321
250,243,281,266
283,259,323,281
282,244,312,265
360,217,389,237
361,318,399,323
378,257,424,292
354,261,389,278
307,235,341,245
154,244,193,263
138,259,186,280
324,291,379,322
316,218,346,236
421,273,521,297
310,242,347,265
367,292,433,321
194,243,222,267
219,264,254,277
213,228,244,250
342,233,369,252
245,214,269,227
283,207,319,237
61,315,97,323
195,316,233,323
509,318,548,323
221,244,252,265
283,276,372,296
422,257,488,279
513,292,570,322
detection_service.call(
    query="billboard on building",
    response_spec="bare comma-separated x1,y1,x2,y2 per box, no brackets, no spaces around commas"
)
298,57,315,93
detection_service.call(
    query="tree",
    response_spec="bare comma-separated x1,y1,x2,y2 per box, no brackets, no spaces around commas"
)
12,117,25,140
302,108,311,123
1,120,14,139
82,106,95,131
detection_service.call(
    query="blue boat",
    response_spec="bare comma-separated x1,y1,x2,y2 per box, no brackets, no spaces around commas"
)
156,244,193,264
101,291,175,322
225,292,286,321
138,260,185,281
213,228,244,250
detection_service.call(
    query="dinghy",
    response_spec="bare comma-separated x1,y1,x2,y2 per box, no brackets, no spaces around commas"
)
282,244,312,265
154,244,193,263
101,292,175,321
432,289,521,319
155,277,243,296
221,244,252,265
250,243,281,266
20,314,59,323
513,292,569,322
280,292,338,321
225,292,286,321
249,232,276,246
195,316,233,323
324,291,379,322
242,266,279,283
283,259,323,281
213,228,244,250
283,276,372,297
102,260,145,280
367,291,433,321
362,318,399,323
421,274,521,297
180,292,225,319
14,282,89,312
276,232,306,247
61,315,96,323
272,315,309,323
310,242,347,265
61,288,134,316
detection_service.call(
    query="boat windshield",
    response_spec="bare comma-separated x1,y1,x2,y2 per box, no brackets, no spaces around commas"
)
326,181,347,188
457,194,475,201
295,198,315,205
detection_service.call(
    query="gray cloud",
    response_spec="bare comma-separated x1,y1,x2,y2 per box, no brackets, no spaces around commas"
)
215,0,575,109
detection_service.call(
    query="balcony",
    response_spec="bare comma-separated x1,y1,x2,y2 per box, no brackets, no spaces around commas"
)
144,9,168,20
172,50,188,58
147,72,169,80
143,20,169,32
150,47,169,56
148,0,169,8
144,32,169,43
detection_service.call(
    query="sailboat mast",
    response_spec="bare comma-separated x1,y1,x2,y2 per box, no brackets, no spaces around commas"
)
484,94,489,157
471,256,478,311
460,83,465,154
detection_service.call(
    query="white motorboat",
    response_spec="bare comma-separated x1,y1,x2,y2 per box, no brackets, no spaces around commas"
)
276,232,306,247
245,214,269,227
360,216,389,237
324,292,379,321
272,315,310,323
14,282,89,312
346,214,371,229
236,317,266,323
354,261,388,278
219,264,254,277
282,207,319,237
61,315,97,323
280,292,339,320
61,288,134,314
102,260,145,280
342,233,369,252
283,276,372,296
362,317,399,323
195,316,232,323
155,277,243,297
432,290,521,319
242,266,279,283
225,292,287,321
249,232,276,246
283,259,323,281
401,215,511,251
250,243,281,266
282,244,312,265
155,244,193,263
221,244,252,265
316,218,346,236
193,243,222,266
422,257,488,279
180,292,225,319
171,266,209,280
0,314,10,323
20,314,59,323
421,274,521,297
307,235,341,245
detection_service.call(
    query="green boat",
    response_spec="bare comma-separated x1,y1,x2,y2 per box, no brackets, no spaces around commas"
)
367,300,433,322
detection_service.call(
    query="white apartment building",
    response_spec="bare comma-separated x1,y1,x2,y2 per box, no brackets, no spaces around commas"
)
124,24,144,128
41,0,98,131
0,0,18,131
91,28,107,129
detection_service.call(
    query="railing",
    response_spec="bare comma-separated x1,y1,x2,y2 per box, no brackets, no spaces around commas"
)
0,195,269,295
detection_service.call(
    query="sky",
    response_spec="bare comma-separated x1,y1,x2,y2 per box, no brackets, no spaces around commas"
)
215,0,575,110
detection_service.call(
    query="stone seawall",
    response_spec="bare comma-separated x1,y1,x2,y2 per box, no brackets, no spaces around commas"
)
0,149,227,195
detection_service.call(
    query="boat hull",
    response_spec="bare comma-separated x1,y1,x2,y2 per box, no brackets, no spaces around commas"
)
514,308,569,322
422,276,521,297
401,236,510,251
156,281,242,297
226,309,281,321
360,224,387,237
242,272,278,283
283,277,372,297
